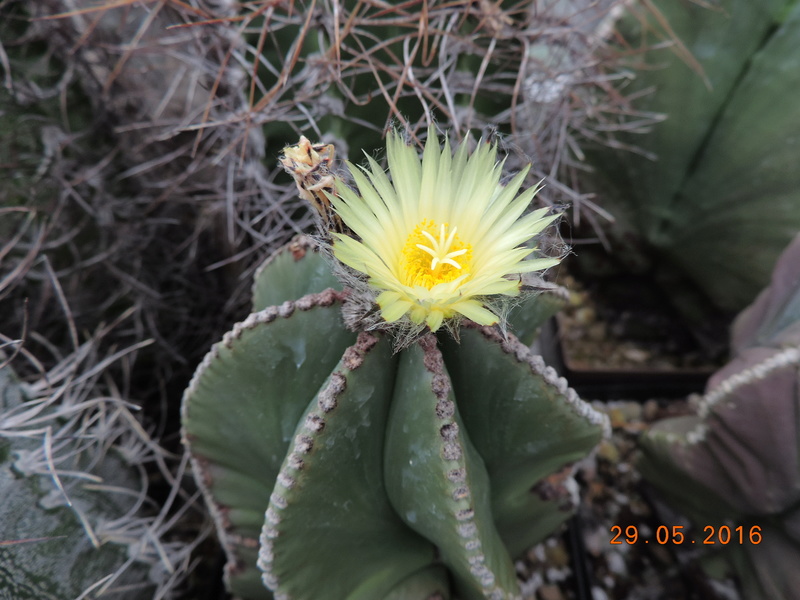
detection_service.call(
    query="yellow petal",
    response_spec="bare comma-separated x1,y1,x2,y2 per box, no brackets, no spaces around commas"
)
380,299,414,323
452,301,499,325
409,305,427,325
425,309,445,332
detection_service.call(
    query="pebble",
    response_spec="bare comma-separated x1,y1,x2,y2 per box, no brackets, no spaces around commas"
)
591,587,609,600
568,290,584,307
642,399,659,422
537,584,565,600
708,578,742,600
587,322,607,342
583,526,607,556
596,440,620,463
606,550,627,576
544,543,570,569
574,306,596,326
604,401,643,423
528,544,546,563
622,347,650,363
545,567,569,583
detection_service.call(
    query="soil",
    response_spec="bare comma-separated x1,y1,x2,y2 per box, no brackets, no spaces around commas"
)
554,272,723,374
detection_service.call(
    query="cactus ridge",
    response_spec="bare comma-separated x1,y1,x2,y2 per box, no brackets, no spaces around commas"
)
181,292,357,597
660,345,800,446
413,335,519,600
252,236,342,312
439,325,607,558
699,346,800,419
188,288,347,387
383,335,522,600
504,280,570,346
257,332,378,590
468,324,610,437
258,331,438,599
253,236,319,289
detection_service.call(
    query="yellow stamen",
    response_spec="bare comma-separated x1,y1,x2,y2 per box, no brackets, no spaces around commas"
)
402,220,472,288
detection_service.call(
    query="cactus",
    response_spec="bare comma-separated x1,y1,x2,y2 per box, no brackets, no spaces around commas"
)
586,0,800,316
3,2,632,597
1,0,299,385
182,130,609,598
638,234,800,600
0,350,194,599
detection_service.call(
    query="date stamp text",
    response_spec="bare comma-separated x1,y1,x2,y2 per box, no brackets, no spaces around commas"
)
610,525,762,545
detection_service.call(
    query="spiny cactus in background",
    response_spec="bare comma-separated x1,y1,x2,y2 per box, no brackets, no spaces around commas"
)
2,0,651,384
0,341,201,600
3,0,638,403
638,234,800,600
586,0,800,316
227,0,634,216
1,0,302,396
31,0,636,209
24,0,640,239
182,130,609,599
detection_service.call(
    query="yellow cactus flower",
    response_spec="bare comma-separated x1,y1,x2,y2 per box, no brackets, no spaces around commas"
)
329,127,561,332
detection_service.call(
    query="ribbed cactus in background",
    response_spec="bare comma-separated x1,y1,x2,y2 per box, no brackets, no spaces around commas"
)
587,0,800,315
182,131,608,599
638,234,800,600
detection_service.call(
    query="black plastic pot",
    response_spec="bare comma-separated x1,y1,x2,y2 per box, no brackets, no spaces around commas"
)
566,515,594,600
539,319,713,401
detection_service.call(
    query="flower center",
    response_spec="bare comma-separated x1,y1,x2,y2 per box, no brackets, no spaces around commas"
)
401,220,472,289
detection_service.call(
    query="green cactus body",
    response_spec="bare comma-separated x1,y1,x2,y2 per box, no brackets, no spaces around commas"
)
182,288,357,595
639,235,800,600
439,326,604,558
258,332,438,599
182,236,607,599
384,335,519,599
591,0,800,314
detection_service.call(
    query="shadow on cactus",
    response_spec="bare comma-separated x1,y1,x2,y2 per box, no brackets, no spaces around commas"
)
181,130,608,599
638,234,800,600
